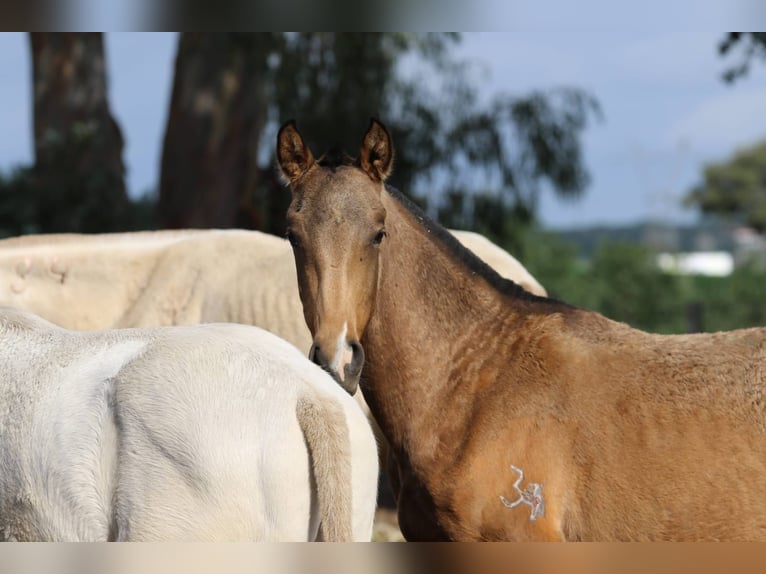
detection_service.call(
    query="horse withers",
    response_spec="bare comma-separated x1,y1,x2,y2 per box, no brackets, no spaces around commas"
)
278,118,766,541
0,307,378,541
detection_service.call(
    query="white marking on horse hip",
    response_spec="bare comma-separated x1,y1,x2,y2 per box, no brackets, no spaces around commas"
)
500,465,545,522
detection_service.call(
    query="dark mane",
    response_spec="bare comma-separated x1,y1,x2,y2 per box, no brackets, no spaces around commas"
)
317,149,358,171
384,184,571,308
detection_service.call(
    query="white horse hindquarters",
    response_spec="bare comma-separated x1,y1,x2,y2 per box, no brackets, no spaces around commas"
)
244,326,380,541
252,399,317,541
1,311,371,541
110,336,316,541
0,310,147,542
342,395,380,541
112,413,314,542
302,364,380,541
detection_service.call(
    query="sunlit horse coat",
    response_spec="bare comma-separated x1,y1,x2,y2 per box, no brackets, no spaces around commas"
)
0,228,544,352
0,307,378,541
0,228,544,525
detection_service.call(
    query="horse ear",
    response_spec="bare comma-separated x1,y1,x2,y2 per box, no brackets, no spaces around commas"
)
277,120,315,184
359,118,394,183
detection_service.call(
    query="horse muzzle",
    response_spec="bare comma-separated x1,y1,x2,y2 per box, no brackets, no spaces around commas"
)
309,339,365,395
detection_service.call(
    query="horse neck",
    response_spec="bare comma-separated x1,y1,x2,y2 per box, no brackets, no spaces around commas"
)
361,191,527,468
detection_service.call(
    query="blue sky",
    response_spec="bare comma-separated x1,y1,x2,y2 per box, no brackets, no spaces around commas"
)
1,31,765,230
460,32,766,228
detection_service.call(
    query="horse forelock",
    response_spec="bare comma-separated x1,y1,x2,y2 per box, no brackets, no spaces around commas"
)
317,149,358,172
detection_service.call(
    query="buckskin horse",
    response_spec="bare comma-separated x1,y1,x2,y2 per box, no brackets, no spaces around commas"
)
277,118,766,541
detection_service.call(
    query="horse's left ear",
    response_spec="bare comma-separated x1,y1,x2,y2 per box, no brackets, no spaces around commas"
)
277,120,315,185
359,118,394,183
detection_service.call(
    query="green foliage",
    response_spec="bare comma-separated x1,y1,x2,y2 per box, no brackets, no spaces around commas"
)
684,140,766,232
447,88,601,216
690,264,766,331
7,33,599,238
719,32,766,83
272,33,466,194
585,242,687,333
518,233,685,332
437,190,533,255
425,83,599,255
517,228,589,303
247,33,599,235
512,228,766,335
250,33,460,233
0,128,157,238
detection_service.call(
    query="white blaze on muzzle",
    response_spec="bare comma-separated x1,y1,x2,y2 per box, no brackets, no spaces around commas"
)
331,322,353,382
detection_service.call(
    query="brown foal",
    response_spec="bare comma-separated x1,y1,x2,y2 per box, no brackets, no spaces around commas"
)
278,118,766,541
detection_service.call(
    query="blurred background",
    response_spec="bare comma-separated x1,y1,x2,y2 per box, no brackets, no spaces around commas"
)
0,31,765,334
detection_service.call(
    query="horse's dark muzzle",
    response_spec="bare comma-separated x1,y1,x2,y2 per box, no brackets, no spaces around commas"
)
309,340,364,396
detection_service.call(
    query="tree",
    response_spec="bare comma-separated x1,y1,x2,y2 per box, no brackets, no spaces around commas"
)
585,242,686,333
516,227,588,302
691,263,766,331
719,33,766,83
0,33,144,236
29,33,130,231
684,140,766,232
518,233,687,334
159,33,465,232
158,33,278,229
445,89,600,221
435,88,599,254
158,33,600,237
272,34,461,193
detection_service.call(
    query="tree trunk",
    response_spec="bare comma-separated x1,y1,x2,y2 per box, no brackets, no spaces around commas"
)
29,33,129,231
158,33,272,230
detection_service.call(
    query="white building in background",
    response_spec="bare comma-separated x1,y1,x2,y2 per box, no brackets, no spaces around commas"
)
656,251,735,277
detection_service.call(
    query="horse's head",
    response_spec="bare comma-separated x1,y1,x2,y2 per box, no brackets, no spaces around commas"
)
277,118,394,396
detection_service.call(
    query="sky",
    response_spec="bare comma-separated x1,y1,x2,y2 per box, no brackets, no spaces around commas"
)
1,31,765,230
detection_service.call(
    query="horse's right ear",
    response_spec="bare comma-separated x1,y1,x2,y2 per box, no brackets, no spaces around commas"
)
277,120,315,185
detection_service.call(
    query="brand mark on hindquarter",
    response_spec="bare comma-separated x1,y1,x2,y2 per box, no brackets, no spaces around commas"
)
499,465,545,522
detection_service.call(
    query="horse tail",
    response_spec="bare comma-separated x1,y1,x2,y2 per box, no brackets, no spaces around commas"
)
296,391,353,541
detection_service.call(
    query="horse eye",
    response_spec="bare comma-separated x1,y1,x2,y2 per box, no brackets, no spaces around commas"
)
372,229,386,246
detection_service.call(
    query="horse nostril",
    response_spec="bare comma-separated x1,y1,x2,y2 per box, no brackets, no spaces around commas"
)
349,340,365,375
309,343,322,366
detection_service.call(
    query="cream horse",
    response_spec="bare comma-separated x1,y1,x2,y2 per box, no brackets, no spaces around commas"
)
0,307,378,541
0,229,544,347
